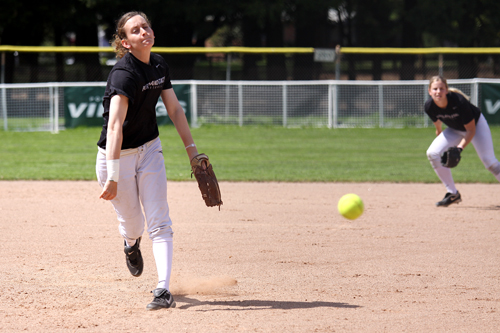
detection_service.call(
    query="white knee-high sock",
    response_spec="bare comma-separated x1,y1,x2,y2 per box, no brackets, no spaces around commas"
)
487,161,500,182
125,239,136,247
152,239,173,290
433,166,457,194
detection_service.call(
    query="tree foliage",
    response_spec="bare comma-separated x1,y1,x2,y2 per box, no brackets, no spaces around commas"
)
1,0,499,48
1,0,499,81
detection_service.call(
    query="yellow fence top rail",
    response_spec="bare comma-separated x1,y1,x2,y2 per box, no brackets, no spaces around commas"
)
0,45,314,53
1,45,500,54
339,47,500,54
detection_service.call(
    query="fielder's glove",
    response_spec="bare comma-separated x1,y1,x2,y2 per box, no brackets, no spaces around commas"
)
190,153,223,209
440,147,462,168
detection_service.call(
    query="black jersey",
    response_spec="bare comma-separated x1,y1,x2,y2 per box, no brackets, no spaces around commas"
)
97,52,173,149
424,91,481,132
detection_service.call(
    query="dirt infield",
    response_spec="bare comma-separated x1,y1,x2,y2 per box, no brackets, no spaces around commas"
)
1,181,499,332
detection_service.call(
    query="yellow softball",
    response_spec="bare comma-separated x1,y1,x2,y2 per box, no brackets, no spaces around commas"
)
338,193,364,220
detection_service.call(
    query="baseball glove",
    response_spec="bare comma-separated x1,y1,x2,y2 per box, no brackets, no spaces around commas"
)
190,153,223,209
440,147,462,168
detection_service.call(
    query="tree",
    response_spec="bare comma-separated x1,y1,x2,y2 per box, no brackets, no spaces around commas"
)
0,2,48,82
2,0,500,82
290,0,334,79
217,0,288,80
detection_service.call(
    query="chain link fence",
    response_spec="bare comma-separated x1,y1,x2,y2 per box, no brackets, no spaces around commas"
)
1,47,500,83
3,79,500,132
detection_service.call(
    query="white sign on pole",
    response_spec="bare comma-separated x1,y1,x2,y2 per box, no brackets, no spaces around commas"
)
314,49,336,62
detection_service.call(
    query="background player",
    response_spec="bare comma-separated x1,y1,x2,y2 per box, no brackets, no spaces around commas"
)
425,75,500,207
96,11,199,310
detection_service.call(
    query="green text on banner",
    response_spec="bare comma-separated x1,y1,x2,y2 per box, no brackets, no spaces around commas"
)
64,85,191,128
480,83,500,125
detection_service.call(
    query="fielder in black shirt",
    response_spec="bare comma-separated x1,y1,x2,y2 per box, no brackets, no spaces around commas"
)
425,75,500,207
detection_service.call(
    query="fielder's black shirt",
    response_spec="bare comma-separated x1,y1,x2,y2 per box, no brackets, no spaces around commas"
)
424,92,481,132
97,52,173,149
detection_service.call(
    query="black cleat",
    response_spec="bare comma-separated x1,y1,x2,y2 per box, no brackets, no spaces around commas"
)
124,237,143,277
146,288,176,310
436,191,462,207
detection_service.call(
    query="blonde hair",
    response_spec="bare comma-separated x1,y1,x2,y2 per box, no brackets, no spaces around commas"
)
429,75,470,101
111,11,152,59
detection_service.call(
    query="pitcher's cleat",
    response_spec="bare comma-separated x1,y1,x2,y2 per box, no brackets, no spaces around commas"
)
146,288,176,310
436,191,462,207
124,237,143,277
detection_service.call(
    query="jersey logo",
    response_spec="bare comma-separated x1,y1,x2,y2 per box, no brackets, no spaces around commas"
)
142,76,165,91
437,114,459,120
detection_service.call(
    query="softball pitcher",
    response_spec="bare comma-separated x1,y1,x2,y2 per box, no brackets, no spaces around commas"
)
96,11,199,310
425,75,500,207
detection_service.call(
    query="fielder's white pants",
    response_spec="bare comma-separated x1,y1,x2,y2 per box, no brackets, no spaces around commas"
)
96,137,173,289
426,114,500,193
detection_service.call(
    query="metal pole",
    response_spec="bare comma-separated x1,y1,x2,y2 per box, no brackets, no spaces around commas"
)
471,80,479,107
282,84,287,127
238,83,243,127
1,52,7,131
333,84,338,129
49,85,54,133
0,52,4,83
333,45,341,129
225,53,232,118
378,85,384,128
335,45,341,80
54,84,59,134
328,84,333,129
424,84,429,127
190,82,198,128
226,53,232,81
438,54,443,77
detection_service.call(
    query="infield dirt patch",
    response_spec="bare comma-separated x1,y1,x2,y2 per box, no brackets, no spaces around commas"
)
0,181,499,332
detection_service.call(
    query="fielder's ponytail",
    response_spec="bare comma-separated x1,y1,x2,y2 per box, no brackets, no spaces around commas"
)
448,87,470,101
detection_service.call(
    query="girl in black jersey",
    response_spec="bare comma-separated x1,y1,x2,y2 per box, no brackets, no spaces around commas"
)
96,11,199,310
425,76,500,207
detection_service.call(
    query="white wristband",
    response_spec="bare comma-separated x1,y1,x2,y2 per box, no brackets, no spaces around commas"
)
185,143,196,149
107,159,120,182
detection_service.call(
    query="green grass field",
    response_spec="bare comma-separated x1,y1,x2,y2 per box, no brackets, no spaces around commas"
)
1,125,500,183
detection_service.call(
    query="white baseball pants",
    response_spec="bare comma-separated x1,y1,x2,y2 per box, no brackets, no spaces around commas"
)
426,114,500,193
96,137,173,289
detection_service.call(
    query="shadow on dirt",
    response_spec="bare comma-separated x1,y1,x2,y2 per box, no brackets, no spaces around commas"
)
175,296,361,311
458,205,500,210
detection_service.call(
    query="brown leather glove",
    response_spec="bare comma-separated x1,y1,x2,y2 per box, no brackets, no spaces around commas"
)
190,153,223,209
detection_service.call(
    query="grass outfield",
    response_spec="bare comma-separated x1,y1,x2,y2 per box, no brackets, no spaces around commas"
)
1,125,500,182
